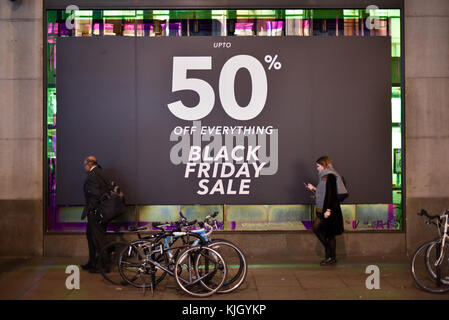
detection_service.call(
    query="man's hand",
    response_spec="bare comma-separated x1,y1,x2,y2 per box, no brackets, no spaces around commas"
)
324,209,331,219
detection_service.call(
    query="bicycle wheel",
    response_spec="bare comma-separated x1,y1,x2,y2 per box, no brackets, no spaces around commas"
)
174,246,227,298
425,239,449,286
411,240,449,293
207,239,247,294
97,241,130,286
118,240,168,288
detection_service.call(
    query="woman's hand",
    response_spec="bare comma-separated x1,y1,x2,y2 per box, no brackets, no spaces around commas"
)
306,183,316,191
324,209,331,219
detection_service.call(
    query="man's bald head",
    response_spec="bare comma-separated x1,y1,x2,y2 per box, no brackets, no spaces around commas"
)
86,155,97,163
83,155,98,172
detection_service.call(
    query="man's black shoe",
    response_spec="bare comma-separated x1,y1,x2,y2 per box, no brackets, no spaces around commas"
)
88,268,102,274
81,263,94,270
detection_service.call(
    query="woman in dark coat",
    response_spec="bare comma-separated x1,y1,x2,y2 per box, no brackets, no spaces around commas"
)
306,156,345,266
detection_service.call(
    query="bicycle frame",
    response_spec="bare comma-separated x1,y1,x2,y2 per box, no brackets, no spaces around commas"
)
435,212,449,266
145,245,215,286
118,212,239,296
160,217,216,258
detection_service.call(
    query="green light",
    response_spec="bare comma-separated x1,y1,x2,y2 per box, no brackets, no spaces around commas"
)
392,127,401,149
212,10,227,16
389,9,401,17
254,10,276,16
74,10,93,17
236,10,276,17
368,9,400,18
154,16,169,21
285,9,304,15
103,10,138,17
153,10,170,15
391,18,401,57
343,9,361,17
392,87,401,123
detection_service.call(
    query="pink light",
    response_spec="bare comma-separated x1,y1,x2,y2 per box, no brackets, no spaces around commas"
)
48,23,53,34
264,20,284,33
124,24,135,31
235,22,254,31
273,21,284,31
265,21,271,33
93,23,100,33
304,20,309,29
104,23,114,32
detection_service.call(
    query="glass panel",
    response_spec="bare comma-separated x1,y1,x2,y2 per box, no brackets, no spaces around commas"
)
46,9,403,232
355,204,400,230
392,87,401,123
225,205,310,231
342,205,357,230
180,205,224,229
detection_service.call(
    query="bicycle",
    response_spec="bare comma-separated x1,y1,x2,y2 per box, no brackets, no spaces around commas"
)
96,227,159,286
411,209,449,293
178,211,248,294
98,217,201,288
118,221,228,297
146,211,247,294
106,210,247,296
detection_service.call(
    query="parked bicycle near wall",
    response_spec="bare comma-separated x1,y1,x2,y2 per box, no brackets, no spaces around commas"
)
177,211,247,294
411,209,449,293
97,211,247,297
96,227,159,287
119,220,227,297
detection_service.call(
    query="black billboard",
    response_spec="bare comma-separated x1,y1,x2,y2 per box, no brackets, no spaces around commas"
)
57,36,391,205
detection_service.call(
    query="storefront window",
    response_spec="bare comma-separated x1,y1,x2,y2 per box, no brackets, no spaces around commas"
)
46,9,403,232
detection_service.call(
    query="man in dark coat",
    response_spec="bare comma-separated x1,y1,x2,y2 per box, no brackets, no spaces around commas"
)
81,155,110,272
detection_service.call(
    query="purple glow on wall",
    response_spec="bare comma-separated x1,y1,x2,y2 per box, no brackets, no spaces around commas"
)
235,22,254,31
169,22,182,31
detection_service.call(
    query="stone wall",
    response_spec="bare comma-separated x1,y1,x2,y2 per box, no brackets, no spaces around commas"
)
404,0,449,254
0,0,44,256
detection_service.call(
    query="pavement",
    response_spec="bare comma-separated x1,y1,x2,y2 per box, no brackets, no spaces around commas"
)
0,255,448,300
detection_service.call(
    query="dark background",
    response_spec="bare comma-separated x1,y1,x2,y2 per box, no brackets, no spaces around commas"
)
57,36,391,205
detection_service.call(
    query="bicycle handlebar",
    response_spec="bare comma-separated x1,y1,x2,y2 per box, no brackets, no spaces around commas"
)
417,209,443,229
178,211,219,234
179,211,187,221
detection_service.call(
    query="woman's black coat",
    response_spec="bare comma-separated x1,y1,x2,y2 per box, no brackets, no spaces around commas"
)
321,174,344,236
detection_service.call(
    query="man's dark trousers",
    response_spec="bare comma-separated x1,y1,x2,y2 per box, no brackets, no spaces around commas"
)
86,212,108,268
